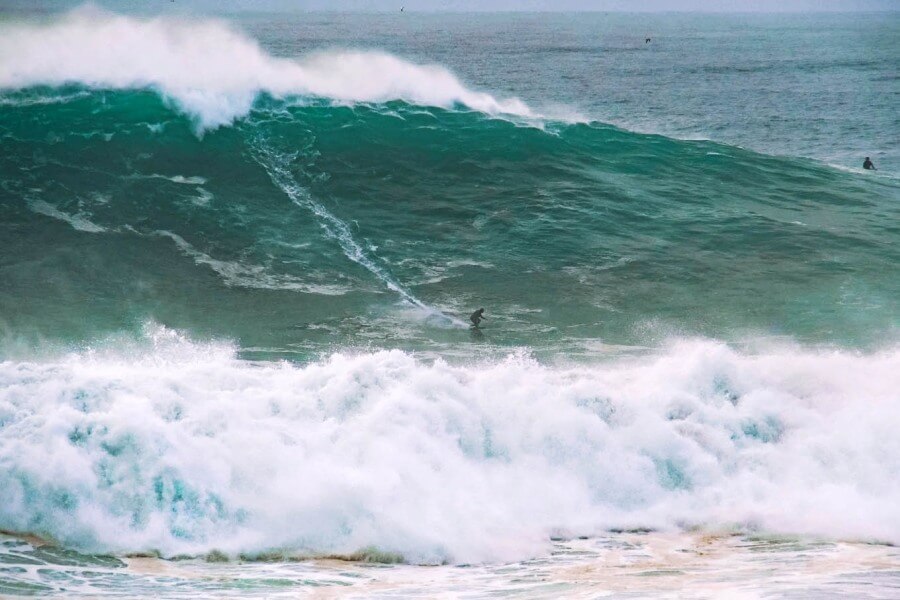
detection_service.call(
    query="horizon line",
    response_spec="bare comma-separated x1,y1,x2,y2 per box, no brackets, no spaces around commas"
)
2,7,899,14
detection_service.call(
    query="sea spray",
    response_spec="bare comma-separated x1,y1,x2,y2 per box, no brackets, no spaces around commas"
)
1,7,899,597
0,7,535,129
1,327,898,563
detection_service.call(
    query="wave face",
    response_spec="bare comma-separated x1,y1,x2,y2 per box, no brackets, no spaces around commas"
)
1,328,899,562
1,9,900,564
1,75,897,354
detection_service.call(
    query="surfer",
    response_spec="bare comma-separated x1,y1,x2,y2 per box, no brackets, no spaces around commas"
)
863,157,876,171
470,308,487,328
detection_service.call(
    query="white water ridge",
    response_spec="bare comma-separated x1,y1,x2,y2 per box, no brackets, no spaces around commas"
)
1,328,898,564
0,6,535,129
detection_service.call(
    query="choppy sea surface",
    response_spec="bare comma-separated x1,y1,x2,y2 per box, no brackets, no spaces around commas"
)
1,7,898,598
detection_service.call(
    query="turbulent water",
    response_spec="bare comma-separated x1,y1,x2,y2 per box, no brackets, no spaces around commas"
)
1,6,899,598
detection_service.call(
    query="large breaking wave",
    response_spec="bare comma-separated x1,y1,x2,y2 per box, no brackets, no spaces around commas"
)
2,7,900,567
0,7,536,128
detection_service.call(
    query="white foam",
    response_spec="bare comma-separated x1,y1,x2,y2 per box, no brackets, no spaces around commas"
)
0,7,535,129
827,162,899,180
152,230,349,295
142,174,208,185
0,328,898,564
0,89,91,107
28,199,106,233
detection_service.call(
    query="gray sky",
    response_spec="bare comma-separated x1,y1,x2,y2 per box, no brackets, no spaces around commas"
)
1,0,897,11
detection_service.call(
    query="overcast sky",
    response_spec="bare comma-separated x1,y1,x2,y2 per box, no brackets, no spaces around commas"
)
1,0,897,11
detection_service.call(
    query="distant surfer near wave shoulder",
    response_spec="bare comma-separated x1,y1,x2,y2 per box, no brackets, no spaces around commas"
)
863,157,876,171
470,308,487,328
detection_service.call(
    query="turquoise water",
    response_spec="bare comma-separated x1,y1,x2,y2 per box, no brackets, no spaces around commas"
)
0,7,899,598
4,91,897,357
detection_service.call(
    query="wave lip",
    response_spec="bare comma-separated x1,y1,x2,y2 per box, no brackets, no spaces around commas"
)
0,7,534,128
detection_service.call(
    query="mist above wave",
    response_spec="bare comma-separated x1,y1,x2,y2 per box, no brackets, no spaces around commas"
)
0,6,534,129
1,326,898,563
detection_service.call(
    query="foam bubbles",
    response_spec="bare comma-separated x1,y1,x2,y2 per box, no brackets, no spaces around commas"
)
1,328,898,564
27,199,106,233
0,7,534,129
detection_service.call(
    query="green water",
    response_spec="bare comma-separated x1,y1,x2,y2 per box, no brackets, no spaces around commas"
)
2,91,898,358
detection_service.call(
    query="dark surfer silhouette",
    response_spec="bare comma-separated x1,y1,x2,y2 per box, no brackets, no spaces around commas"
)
863,157,876,171
470,308,487,328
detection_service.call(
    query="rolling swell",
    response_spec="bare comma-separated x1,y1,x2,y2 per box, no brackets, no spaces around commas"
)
2,9,897,353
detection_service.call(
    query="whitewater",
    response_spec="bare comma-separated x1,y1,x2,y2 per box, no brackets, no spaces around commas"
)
0,7,536,129
1,5,899,598
1,325,899,565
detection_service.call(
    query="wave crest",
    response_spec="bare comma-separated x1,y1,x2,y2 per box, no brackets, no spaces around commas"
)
0,7,534,128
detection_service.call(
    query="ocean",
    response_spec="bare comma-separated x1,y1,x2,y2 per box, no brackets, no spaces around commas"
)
0,6,898,598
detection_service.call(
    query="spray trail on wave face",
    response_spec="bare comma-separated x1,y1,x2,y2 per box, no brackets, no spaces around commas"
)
250,137,466,327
